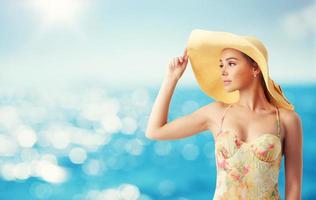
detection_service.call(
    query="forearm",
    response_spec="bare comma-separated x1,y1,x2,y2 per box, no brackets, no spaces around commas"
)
285,192,301,200
145,75,178,137
285,185,301,200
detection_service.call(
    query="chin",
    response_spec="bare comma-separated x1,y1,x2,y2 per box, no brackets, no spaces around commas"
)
225,89,234,93
224,86,236,93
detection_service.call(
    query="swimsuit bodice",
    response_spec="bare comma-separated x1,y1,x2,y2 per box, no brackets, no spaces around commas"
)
213,104,282,200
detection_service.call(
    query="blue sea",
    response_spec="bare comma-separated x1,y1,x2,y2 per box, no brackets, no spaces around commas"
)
0,83,315,200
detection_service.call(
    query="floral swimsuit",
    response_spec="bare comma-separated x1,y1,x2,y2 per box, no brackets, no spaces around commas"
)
213,104,282,200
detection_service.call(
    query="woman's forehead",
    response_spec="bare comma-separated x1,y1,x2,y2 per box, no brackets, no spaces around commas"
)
220,48,243,61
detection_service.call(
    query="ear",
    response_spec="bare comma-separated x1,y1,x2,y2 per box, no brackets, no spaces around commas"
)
252,62,261,76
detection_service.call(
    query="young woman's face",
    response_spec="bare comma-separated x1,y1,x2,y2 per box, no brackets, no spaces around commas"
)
219,48,255,92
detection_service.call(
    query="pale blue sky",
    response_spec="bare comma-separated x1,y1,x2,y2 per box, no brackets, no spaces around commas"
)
0,0,315,89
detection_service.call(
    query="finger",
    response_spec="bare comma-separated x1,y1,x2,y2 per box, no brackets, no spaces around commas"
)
183,48,187,57
184,48,189,60
184,56,189,63
172,58,176,67
176,57,180,63
175,57,179,66
179,56,183,63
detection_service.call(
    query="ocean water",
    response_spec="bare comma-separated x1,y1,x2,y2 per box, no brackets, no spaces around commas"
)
0,84,315,200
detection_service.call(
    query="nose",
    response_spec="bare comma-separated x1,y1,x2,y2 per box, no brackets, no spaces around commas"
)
221,66,228,77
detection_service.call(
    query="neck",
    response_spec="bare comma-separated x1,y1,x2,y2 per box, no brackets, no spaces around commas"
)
235,78,273,112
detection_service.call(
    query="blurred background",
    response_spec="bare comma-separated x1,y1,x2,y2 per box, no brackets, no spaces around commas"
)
0,0,315,199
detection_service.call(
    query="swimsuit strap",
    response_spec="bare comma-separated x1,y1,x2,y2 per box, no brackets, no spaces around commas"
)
216,104,280,138
217,104,233,136
275,105,281,138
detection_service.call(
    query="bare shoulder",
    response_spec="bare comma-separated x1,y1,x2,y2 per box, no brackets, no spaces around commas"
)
209,101,230,114
279,108,302,127
201,101,227,119
201,101,230,137
278,107,303,138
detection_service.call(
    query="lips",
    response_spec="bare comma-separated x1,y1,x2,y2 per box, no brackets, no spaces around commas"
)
223,80,231,85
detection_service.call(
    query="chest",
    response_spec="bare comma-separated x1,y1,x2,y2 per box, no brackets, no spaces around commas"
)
215,131,283,164
210,109,285,154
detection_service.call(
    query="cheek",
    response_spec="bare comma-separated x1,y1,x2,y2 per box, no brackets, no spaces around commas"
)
232,68,252,85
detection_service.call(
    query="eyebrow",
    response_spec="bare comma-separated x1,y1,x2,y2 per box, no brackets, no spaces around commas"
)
219,57,238,62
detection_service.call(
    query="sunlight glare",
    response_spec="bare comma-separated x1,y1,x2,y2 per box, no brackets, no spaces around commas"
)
27,0,89,28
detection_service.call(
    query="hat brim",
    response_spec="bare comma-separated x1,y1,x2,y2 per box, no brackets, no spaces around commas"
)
186,29,294,110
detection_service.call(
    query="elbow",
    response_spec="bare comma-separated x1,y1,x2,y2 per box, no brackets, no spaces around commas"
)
146,135,155,140
145,126,165,140
146,133,157,140
145,132,154,139
145,129,157,140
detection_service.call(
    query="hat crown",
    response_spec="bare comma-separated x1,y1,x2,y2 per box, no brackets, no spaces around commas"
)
241,36,269,62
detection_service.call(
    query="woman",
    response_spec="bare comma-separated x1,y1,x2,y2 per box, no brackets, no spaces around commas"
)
145,30,302,200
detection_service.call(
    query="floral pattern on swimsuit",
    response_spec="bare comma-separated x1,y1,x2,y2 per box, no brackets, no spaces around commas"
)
213,104,282,200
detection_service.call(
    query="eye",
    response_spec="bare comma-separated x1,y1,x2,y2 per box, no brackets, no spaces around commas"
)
219,64,223,68
229,62,235,66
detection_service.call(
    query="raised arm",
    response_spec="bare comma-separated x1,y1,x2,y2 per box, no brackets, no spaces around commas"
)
145,48,222,140
284,110,303,200
146,96,213,140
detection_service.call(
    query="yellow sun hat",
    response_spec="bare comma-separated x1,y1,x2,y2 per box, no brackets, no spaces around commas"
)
186,29,295,110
